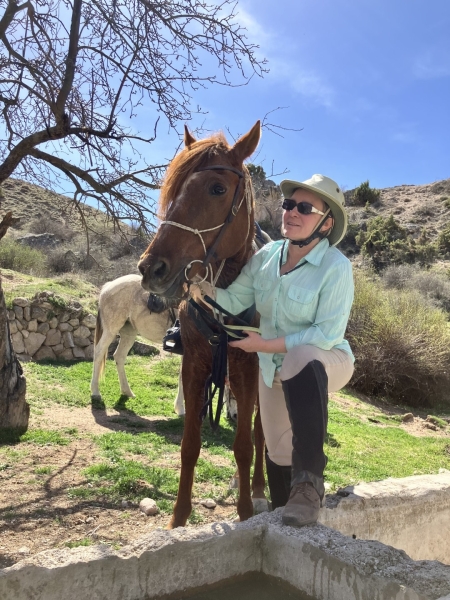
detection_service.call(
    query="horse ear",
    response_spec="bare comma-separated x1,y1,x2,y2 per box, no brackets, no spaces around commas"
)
184,125,197,147
230,120,261,162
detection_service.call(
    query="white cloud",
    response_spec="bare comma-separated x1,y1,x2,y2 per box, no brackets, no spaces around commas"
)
413,47,450,79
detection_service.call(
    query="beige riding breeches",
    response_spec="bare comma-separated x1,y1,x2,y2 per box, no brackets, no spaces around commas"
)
259,345,354,467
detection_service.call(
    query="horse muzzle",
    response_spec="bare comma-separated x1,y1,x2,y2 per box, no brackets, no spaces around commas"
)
139,256,186,298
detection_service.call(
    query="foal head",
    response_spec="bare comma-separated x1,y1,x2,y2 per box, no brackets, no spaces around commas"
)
138,121,261,297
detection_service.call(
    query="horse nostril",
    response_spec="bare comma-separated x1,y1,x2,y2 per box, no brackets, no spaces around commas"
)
138,261,146,276
152,259,168,280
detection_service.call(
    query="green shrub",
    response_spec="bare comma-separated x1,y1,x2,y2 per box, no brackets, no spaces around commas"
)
352,180,381,206
0,238,46,274
347,270,450,408
356,215,437,270
382,264,450,314
437,223,450,255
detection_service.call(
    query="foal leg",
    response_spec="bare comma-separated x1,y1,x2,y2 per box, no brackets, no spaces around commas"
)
173,366,185,416
91,329,117,399
114,326,137,397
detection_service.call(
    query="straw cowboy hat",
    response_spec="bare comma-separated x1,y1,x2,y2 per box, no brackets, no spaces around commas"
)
280,174,348,246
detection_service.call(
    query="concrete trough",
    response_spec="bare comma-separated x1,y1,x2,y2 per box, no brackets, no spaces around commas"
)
1,473,450,600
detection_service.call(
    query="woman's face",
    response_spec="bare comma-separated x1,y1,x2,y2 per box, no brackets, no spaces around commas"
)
281,188,332,241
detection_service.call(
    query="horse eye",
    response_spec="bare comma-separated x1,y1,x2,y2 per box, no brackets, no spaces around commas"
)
210,183,226,196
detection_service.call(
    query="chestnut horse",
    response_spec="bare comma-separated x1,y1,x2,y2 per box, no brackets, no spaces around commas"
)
138,121,267,528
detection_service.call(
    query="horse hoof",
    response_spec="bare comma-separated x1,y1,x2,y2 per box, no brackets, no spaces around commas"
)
252,498,269,514
91,394,102,401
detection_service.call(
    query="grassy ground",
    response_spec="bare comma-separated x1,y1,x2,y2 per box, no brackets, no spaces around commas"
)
0,354,449,566
18,356,450,495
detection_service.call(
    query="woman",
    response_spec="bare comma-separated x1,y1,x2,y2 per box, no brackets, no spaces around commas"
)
190,174,354,527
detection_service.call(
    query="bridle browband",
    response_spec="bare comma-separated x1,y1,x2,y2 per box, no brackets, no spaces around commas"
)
160,164,251,284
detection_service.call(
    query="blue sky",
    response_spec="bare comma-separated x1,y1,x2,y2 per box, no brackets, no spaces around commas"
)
137,0,450,194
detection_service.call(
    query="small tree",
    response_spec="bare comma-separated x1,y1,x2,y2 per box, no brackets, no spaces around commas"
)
0,0,267,431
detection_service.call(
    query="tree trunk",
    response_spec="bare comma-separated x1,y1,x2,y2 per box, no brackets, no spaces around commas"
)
0,274,29,432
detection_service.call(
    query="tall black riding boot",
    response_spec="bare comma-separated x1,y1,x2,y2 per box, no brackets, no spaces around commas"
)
281,360,328,527
265,450,291,510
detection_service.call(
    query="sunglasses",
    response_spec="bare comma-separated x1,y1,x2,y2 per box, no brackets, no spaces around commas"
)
282,198,326,216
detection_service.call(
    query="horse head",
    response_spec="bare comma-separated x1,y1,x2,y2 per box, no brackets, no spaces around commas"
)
138,121,261,297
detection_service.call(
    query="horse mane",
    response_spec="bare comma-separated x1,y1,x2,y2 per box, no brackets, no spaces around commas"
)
158,133,232,219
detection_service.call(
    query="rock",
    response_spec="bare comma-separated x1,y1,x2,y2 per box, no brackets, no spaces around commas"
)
121,500,129,508
72,346,86,359
7,310,15,320
48,317,58,329
73,325,91,339
9,321,18,334
60,312,71,323
17,232,61,248
58,348,74,360
28,319,38,332
31,306,48,322
53,344,65,355
37,322,50,335
13,297,29,307
23,306,31,321
324,482,332,491
85,516,94,524
424,422,438,431
402,413,414,423
17,547,30,555
22,329,29,338
62,331,75,348
201,498,217,509
59,322,73,332
68,318,80,327
34,346,56,361
84,344,95,360
132,341,159,356
11,332,25,354
73,336,90,347
82,314,97,329
13,305,24,320
139,498,159,516
24,332,46,355
45,329,62,346
16,320,23,331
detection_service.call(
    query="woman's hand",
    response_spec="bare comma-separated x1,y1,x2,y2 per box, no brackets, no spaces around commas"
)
229,331,268,353
189,281,215,307
229,332,287,354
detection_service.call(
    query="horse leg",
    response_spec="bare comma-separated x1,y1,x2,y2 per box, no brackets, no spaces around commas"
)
168,362,204,529
252,400,269,513
114,326,137,397
90,329,117,399
230,380,257,523
173,365,185,416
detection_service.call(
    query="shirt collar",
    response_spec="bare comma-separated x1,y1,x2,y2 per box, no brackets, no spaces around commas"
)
281,237,330,268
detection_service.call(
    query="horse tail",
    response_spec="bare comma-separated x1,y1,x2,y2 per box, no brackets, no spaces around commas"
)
94,310,107,379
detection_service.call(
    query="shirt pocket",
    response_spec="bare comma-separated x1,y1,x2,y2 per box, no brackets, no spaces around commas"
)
287,285,316,304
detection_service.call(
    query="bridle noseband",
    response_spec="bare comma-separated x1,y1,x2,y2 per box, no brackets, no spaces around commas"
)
160,164,251,285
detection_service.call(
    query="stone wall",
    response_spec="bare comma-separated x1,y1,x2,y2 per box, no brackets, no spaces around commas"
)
7,291,96,362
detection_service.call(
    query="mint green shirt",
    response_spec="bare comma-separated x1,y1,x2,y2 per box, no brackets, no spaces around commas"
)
215,238,354,388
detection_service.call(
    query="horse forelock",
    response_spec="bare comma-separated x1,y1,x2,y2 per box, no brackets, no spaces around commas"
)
158,133,233,219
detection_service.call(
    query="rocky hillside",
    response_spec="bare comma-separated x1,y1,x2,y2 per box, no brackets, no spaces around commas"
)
0,178,152,286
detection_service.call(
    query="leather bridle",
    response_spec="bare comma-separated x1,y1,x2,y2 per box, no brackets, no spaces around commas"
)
159,164,251,284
